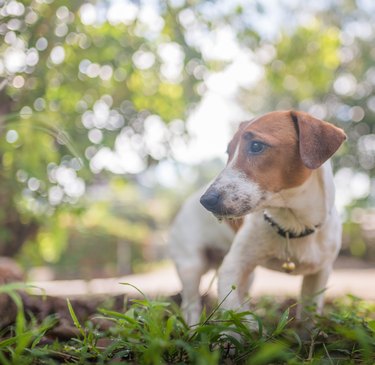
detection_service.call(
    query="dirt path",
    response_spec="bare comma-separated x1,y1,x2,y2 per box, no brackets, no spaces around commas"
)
30,258,375,300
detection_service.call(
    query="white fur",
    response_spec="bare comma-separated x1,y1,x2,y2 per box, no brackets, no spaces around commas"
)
170,158,341,327
218,163,341,321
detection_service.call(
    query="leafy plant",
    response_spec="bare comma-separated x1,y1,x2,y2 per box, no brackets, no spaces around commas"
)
1,284,374,364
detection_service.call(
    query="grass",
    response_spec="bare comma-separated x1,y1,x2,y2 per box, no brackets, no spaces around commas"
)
0,283,374,364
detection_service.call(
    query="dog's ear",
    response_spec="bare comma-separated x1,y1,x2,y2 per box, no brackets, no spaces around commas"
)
290,111,347,169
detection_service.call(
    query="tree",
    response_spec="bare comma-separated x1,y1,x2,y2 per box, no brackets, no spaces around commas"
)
0,0,208,256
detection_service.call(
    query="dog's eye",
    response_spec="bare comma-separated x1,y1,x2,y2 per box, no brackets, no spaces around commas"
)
248,141,266,154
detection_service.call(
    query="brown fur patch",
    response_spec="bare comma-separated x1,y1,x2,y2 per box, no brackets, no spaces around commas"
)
225,218,244,232
230,111,312,193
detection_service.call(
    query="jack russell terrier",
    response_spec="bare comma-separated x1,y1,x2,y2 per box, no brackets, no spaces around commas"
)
170,110,346,327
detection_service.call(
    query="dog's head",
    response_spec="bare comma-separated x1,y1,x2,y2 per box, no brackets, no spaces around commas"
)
200,110,346,218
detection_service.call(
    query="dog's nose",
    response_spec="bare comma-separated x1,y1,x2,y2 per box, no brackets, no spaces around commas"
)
200,191,221,212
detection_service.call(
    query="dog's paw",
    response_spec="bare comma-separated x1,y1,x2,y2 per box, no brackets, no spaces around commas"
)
293,317,319,341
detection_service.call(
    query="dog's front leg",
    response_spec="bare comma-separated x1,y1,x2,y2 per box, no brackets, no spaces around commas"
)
217,245,257,344
217,219,261,317
176,260,206,326
217,222,259,313
218,251,255,312
298,266,332,321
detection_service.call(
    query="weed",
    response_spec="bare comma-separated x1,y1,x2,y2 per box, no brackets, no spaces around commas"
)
0,284,374,364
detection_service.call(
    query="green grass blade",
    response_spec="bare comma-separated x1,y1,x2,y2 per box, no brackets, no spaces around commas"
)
66,299,86,339
272,307,291,336
119,282,148,300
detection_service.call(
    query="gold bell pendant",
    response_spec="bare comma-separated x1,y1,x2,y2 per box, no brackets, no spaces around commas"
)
282,259,296,273
282,232,296,273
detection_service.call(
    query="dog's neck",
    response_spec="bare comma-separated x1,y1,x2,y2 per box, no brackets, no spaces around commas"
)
264,162,335,235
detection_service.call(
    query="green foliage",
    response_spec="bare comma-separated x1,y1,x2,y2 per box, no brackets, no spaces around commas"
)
1,288,375,364
267,23,341,101
0,283,57,365
0,0,206,259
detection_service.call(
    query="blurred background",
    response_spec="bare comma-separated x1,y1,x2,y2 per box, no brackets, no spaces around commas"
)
0,0,374,282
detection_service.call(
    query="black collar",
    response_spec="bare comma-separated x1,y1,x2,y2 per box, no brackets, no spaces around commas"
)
263,212,318,239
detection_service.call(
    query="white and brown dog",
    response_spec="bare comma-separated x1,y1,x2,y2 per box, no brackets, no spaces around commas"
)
170,110,346,327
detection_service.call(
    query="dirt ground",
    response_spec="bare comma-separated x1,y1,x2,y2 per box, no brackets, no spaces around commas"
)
29,256,375,300
0,256,373,338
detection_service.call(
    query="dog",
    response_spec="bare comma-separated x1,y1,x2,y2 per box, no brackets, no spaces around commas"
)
170,110,346,327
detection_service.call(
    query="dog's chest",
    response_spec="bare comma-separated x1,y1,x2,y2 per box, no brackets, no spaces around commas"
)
262,235,331,275
263,257,321,275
